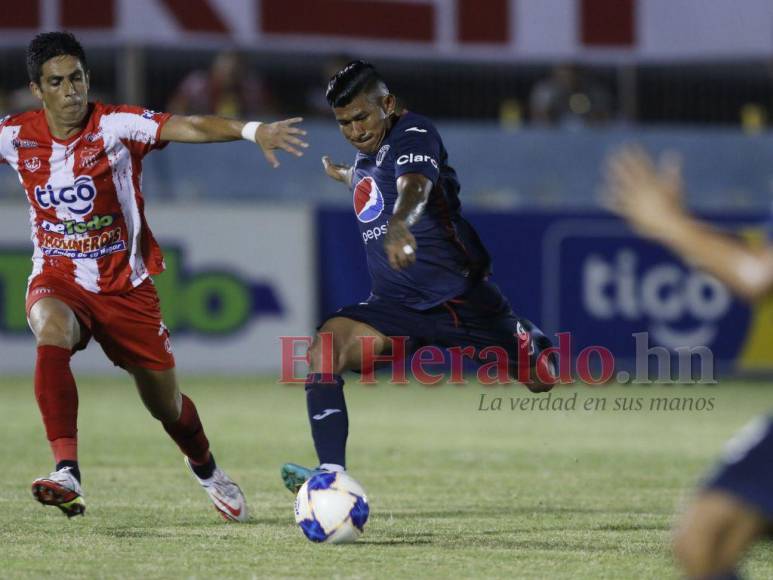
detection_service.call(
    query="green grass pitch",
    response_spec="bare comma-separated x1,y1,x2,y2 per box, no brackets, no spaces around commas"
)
1,376,771,579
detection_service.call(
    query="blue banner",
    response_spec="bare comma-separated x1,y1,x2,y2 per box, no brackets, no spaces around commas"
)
316,208,771,374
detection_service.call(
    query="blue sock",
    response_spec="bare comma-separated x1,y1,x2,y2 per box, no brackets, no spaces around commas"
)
305,373,348,468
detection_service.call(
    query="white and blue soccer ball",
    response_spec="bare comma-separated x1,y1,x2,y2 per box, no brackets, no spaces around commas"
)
294,471,369,544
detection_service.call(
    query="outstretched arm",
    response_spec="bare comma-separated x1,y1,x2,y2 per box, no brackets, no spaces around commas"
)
384,173,432,270
603,146,773,303
160,115,308,168
321,155,354,187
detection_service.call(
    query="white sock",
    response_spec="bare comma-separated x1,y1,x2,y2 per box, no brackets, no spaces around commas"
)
319,463,345,473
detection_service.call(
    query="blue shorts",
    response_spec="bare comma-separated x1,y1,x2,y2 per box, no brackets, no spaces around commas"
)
703,415,773,521
323,280,553,379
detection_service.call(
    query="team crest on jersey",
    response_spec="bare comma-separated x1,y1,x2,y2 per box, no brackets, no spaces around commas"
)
24,157,41,172
142,109,158,119
79,146,104,169
376,144,390,167
353,176,384,223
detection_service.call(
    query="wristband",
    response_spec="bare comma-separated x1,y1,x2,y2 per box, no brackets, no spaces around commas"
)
241,121,262,143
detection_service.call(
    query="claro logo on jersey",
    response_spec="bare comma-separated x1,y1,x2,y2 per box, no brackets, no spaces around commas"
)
34,176,97,216
353,176,384,223
396,153,438,170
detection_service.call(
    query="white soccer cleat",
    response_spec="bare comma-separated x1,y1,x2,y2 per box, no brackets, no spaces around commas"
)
185,457,249,522
31,466,85,518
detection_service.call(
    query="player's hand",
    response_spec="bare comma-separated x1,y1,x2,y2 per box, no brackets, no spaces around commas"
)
384,218,417,270
602,145,687,241
322,156,354,187
255,117,308,168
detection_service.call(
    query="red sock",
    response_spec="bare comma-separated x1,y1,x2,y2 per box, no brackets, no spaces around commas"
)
162,394,210,464
35,345,78,464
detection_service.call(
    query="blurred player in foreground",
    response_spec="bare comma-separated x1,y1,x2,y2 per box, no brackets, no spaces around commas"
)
0,32,307,520
604,146,773,580
281,60,557,492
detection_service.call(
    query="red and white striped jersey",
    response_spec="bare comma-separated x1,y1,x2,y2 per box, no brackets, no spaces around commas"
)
0,102,171,294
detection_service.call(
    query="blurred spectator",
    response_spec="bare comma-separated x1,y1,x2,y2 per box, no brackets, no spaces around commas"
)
529,64,612,128
305,54,353,117
167,50,277,117
6,85,41,113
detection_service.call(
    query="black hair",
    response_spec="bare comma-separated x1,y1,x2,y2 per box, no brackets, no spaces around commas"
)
26,31,88,84
325,60,387,108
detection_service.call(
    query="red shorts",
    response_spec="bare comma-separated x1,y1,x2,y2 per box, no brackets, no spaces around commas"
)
26,275,175,371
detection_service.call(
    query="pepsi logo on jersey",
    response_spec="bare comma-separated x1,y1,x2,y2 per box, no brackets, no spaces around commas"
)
34,176,98,216
353,176,384,223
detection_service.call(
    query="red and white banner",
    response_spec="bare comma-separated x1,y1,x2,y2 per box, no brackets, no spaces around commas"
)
1,0,772,61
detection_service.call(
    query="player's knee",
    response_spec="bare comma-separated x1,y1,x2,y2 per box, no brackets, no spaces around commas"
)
30,305,78,349
309,321,363,374
308,338,353,375
147,399,181,423
672,496,730,576
673,524,713,576
130,367,182,423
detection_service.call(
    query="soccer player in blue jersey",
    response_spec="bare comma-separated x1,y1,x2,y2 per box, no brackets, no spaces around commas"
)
605,146,773,580
281,60,557,491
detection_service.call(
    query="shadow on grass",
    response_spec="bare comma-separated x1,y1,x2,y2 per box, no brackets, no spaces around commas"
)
387,505,671,520
356,538,433,546
99,529,171,538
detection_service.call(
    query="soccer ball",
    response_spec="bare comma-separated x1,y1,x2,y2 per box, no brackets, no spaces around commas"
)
294,471,369,544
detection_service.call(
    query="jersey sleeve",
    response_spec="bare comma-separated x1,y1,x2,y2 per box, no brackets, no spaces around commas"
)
0,115,9,165
100,105,173,158
391,122,442,184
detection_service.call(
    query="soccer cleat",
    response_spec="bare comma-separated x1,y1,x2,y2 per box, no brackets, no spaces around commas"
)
281,463,327,494
31,466,85,518
516,319,558,393
184,457,248,522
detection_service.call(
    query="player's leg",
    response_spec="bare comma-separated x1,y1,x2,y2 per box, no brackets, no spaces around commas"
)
437,280,557,391
126,365,248,521
307,316,390,468
27,296,86,517
673,416,773,578
673,490,767,579
282,315,392,492
89,279,246,521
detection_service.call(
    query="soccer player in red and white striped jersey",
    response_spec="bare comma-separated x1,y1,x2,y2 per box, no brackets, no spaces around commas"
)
1,32,308,520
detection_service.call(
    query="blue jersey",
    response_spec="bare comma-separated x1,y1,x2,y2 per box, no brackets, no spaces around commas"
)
702,205,773,520
768,201,773,242
350,111,490,310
